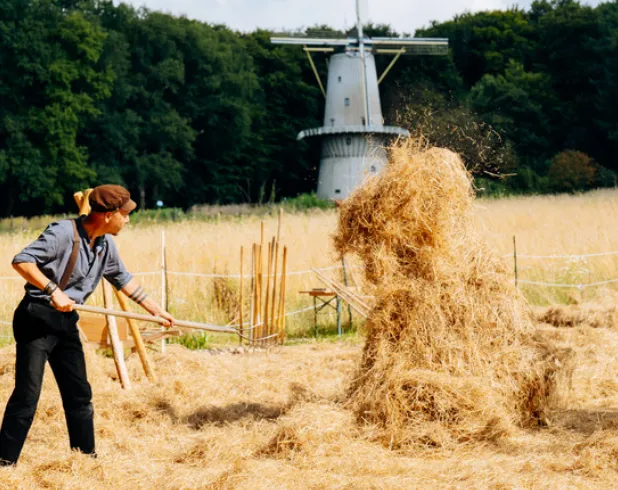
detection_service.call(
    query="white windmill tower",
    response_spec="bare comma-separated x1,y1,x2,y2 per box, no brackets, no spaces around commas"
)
272,0,448,200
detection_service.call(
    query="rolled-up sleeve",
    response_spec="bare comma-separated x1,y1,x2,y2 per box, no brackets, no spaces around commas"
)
13,223,59,265
103,237,133,290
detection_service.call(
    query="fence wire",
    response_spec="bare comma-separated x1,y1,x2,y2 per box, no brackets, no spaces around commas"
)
507,246,618,289
166,264,342,279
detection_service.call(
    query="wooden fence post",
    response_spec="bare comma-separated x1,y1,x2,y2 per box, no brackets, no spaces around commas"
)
513,235,518,287
278,246,288,344
239,246,244,344
161,230,167,352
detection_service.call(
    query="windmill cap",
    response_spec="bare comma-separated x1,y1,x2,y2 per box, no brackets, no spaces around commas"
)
89,185,137,213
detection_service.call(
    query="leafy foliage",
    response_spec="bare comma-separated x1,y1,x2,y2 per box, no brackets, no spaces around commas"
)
547,150,596,192
1,0,617,217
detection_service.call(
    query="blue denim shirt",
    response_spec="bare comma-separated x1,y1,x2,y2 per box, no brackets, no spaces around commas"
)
12,218,132,304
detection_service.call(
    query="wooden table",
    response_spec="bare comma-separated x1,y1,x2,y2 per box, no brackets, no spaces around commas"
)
299,288,344,337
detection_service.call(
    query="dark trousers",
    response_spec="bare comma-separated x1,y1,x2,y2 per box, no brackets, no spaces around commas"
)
0,299,94,465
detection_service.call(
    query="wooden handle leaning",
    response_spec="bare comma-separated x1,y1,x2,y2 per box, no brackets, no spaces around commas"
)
102,282,132,390
72,304,239,335
73,189,92,216
114,290,158,383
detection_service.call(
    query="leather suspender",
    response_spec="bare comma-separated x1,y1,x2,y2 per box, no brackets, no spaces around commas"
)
58,219,80,291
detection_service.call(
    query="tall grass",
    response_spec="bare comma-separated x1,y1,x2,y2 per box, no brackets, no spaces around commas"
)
0,189,617,340
474,189,618,304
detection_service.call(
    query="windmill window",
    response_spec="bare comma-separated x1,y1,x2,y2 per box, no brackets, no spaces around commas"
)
330,118,335,126
370,165,377,172
335,189,341,194
344,97,350,106
361,117,366,126
338,76,342,83
346,137,352,145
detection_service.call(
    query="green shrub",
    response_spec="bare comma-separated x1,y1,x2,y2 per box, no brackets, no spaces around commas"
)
281,193,333,211
130,208,186,224
548,150,596,193
595,164,618,188
474,177,512,197
169,333,213,350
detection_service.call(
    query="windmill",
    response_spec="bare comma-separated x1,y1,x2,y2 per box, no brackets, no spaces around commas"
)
271,0,448,200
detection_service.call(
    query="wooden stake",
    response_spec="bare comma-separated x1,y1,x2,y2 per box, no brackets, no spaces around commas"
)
114,289,157,383
239,246,244,344
278,246,288,344
264,240,272,337
164,234,170,312
257,221,264,339
270,237,276,338
272,210,283,341
102,281,131,390
250,244,257,344
270,239,279,339
257,244,263,341
261,221,265,251
277,208,283,242
513,235,518,287
160,230,167,353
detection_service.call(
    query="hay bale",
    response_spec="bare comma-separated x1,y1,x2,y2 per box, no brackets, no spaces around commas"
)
335,139,569,447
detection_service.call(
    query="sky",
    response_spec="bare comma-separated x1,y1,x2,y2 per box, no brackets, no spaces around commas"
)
113,0,606,35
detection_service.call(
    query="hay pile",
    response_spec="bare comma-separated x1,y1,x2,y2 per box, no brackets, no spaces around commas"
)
537,303,618,329
536,289,618,329
334,140,568,447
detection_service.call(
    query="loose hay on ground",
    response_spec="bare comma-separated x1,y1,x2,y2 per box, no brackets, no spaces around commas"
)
0,329,617,488
536,289,618,329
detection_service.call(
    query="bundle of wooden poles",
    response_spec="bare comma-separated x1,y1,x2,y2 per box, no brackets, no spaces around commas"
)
238,211,288,345
312,268,371,318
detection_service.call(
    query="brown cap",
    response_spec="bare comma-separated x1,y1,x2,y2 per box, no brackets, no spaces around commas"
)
89,185,137,213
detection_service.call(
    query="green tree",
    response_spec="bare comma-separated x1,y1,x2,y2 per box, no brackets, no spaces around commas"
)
175,22,257,205
420,9,536,87
470,60,556,167
0,0,112,216
239,30,322,202
85,5,196,209
591,1,618,170
529,0,603,160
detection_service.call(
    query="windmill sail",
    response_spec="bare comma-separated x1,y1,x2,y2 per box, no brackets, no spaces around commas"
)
372,37,449,55
357,0,368,27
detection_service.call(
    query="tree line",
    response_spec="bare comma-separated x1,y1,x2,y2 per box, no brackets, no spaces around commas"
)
0,0,616,217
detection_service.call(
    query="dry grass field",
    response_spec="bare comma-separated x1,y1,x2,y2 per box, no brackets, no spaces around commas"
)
1,324,618,489
1,188,617,334
0,187,618,488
